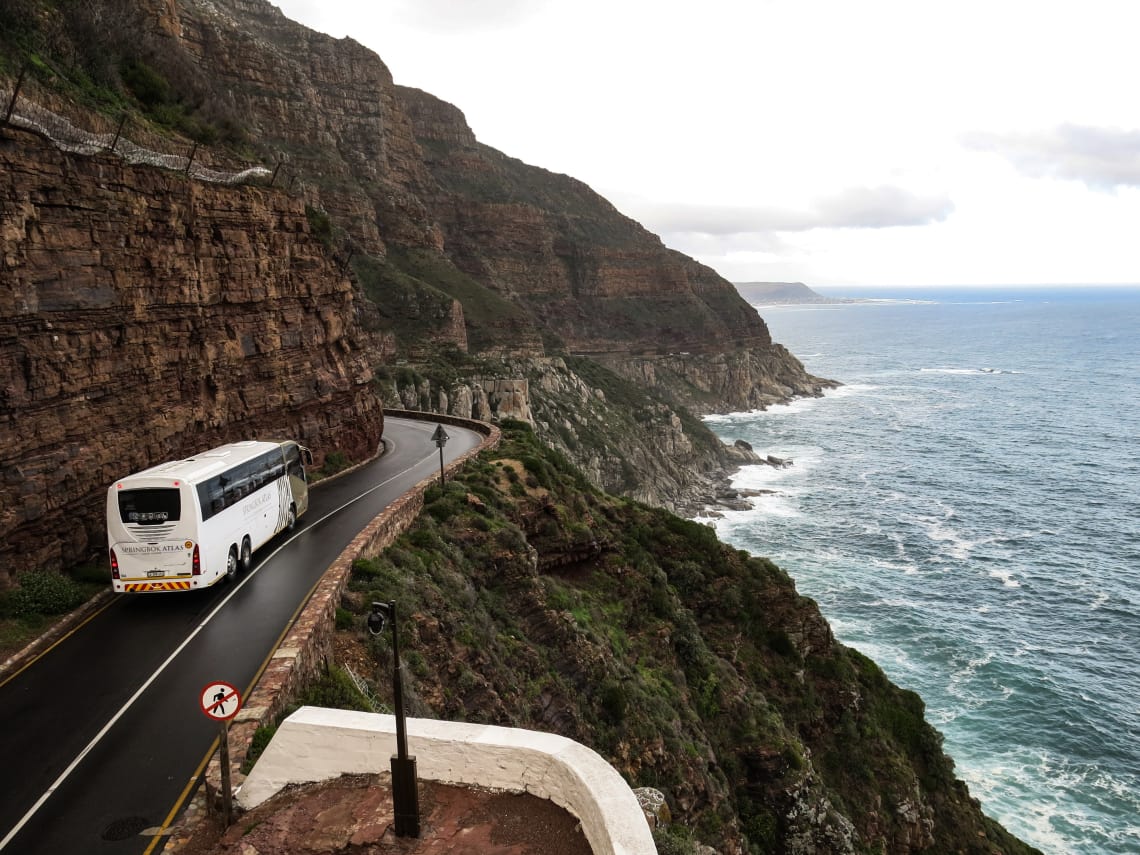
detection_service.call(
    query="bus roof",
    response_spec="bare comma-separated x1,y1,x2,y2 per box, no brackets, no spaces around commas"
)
113,441,290,487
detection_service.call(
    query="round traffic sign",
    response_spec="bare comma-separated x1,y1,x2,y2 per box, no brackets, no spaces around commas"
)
200,681,242,721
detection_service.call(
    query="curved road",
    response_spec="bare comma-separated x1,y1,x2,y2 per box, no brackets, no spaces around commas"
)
0,417,484,854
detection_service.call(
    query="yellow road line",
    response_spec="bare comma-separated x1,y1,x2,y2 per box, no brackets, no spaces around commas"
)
140,738,219,855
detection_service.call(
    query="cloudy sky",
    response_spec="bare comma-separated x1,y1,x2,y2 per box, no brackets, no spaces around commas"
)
271,0,1140,287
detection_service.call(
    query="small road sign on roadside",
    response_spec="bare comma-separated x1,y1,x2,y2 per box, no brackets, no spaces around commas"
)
200,681,242,721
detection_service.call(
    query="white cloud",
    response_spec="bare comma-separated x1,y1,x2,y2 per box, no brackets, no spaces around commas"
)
618,186,954,237
389,0,549,33
270,0,1140,286
813,186,955,230
964,124,1140,191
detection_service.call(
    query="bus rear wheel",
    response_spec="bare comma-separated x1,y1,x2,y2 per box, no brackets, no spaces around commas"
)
225,546,239,582
240,538,252,572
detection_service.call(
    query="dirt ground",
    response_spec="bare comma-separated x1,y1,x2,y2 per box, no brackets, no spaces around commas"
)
169,773,594,855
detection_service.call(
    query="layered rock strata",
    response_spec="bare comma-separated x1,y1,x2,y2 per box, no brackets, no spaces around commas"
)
0,126,383,580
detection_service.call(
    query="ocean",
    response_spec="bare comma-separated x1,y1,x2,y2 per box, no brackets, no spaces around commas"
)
703,287,1140,854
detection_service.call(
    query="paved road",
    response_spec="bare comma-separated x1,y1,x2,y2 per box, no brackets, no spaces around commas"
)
0,417,484,854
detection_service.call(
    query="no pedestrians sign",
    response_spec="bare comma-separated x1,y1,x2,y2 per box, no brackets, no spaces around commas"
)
200,681,242,721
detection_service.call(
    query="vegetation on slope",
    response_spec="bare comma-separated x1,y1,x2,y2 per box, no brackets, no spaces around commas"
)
1,0,249,148
321,422,1038,854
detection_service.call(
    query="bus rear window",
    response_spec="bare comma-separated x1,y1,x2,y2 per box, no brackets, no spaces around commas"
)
118,489,181,525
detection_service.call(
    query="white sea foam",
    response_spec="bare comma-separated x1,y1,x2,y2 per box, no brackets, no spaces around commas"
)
715,493,804,521
867,555,922,576
913,513,977,562
946,650,997,706
988,567,1021,588
959,754,1077,854
918,367,1021,375
704,384,877,427
825,382,877,399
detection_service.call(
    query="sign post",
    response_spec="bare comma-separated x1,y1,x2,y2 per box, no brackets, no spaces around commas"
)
431,424,449,487
200,681,242,827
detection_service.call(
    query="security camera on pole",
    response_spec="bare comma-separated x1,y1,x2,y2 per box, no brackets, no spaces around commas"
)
368,600,420,837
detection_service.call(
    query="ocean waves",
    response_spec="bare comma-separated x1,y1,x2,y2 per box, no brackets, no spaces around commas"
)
705,289,1140,854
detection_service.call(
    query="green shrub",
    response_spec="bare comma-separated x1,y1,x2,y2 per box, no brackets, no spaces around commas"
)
318,451,350,478
120,58,173,109
305,205,334,245
5,571,89,618
599,679,628,723
653,827,702,855
334,607,355,630
498,418,533,434
767,630,796,657
519,454,555,489
297,665,372,712
241,724,277,773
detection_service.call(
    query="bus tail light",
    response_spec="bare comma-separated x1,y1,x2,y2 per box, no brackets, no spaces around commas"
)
109,548,120,580
192,544,201,576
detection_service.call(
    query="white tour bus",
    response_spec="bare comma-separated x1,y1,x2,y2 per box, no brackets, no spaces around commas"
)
107,440,312,593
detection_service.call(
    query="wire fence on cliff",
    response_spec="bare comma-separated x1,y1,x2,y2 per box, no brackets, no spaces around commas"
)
0,69,274,187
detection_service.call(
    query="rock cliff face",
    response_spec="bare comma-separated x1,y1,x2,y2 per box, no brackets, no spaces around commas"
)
0,0,829,570
156,0,828,407
0,126,383,580
396,85,830,410
384,357,764,516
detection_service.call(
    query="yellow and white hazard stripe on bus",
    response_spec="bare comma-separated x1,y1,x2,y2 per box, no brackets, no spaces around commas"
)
123,581,194,592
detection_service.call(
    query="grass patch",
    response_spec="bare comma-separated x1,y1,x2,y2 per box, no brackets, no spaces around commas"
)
0,565,108,663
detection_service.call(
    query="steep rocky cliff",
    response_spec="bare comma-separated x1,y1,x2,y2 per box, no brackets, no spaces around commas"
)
0,126,384,578
0,0,832,574
151,0,828,408
396,84,830,412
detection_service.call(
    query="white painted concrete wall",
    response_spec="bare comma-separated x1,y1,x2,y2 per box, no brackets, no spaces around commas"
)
238,706,657,855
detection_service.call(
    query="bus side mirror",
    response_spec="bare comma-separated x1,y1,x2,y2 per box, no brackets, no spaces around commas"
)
301,447,314,466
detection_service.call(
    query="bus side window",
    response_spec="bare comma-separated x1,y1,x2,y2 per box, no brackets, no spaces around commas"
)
198,478,225,521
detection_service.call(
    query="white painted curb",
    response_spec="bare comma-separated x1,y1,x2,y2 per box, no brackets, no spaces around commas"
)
238,706,657,855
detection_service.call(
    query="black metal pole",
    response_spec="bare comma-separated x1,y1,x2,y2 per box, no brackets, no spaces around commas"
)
109,113,127,153
4,66,27,125
388,600,420,837
438,445,445,486
218,722,233,827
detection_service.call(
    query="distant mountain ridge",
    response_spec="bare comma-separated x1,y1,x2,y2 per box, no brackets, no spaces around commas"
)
734,281,843,305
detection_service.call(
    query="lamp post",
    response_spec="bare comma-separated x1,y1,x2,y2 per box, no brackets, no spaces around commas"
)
368,600,420,837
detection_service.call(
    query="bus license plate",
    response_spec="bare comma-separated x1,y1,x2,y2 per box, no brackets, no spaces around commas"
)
147,570,164,577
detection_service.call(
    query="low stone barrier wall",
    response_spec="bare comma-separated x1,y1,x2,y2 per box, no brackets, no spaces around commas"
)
239,706,658,855
201,413,500,802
